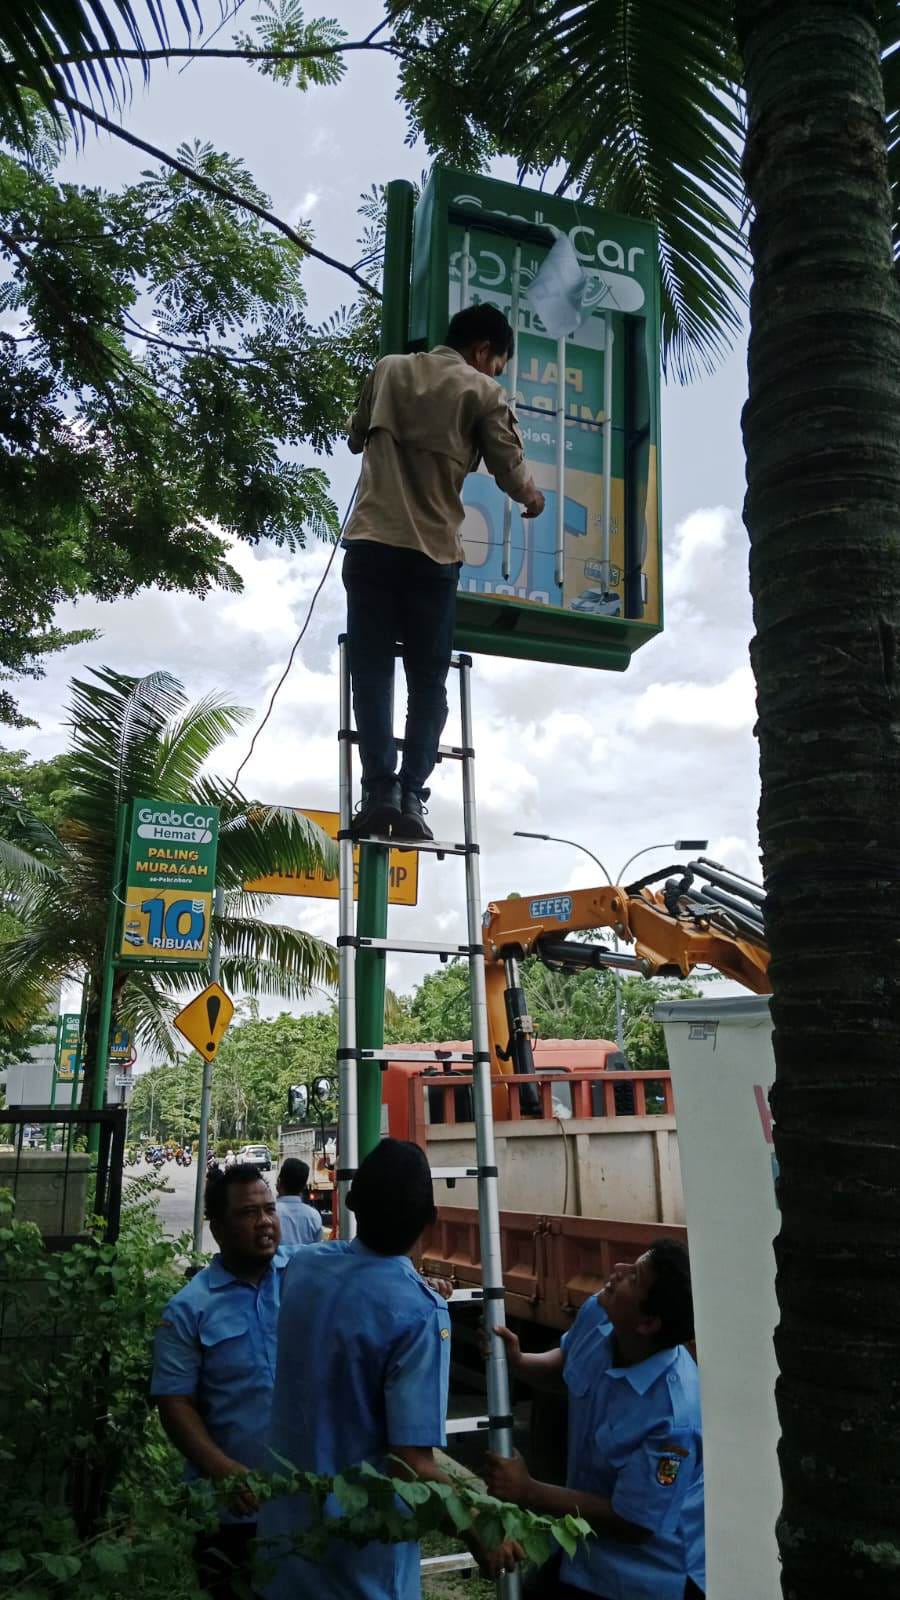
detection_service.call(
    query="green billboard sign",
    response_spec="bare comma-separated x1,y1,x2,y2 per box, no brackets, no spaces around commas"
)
385,167,663,671
55,1013,81,1080
118,799,220,965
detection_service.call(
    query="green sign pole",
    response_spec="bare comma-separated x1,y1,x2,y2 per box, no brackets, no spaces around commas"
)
352,182,416,1163
45,1013,62,1149
355,848,390,1159
380,180,414,360
92,803,129,1116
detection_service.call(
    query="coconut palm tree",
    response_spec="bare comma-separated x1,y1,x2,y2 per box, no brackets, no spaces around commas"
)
389,2,900,1595
0,665,338,1108
0,0,202,129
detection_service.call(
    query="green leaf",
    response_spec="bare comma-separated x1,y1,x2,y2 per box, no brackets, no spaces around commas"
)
37,1551,82,1579
522,1525,553,1565
444,1492,473,1532
394,1477,433,1507
553,1524,578,1558
333,1474,370,1515
91,1542,131,1575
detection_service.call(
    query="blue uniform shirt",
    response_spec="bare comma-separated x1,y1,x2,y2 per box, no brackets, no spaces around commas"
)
559,1295,705,1600
275,1194,324,1246
150,1247,296,1516
257,1238,451,1600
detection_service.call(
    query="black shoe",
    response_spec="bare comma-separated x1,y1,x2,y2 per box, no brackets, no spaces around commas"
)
393,789,434,843
351,778,402,839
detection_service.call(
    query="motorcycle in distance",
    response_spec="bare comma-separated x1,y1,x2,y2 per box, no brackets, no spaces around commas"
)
175,1145,193,1167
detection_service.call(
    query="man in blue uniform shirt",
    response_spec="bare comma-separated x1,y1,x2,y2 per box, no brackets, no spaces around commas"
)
274,1157,324,1245
485,1240,704,1600
257,1137,522,1598
151,1163,294,1600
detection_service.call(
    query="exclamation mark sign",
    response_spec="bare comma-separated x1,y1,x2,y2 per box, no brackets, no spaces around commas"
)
206,994,221,1053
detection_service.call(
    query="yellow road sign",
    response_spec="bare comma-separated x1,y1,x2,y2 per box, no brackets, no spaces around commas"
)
245,808,419,906
173,981,235,1063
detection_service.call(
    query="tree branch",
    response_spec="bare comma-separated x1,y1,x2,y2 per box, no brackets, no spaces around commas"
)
118,312,264,366
33,38,400,69
51,91,382,301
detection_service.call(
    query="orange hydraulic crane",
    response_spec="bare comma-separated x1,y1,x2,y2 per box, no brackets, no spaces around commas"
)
481,855,770,1080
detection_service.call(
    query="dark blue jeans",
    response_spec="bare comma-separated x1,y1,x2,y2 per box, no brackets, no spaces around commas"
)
342,541,459,796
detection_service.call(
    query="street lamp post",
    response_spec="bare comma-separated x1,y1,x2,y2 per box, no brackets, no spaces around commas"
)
512,833,709,1055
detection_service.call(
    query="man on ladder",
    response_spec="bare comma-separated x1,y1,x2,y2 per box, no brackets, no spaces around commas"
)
343,302,545,842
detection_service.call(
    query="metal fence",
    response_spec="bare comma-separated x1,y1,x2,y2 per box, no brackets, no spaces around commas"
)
0,1104,127,1245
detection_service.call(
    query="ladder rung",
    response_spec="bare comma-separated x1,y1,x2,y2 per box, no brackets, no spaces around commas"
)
353,835,472,856
448,1287,484,1304
357,937,474,957
421,1553,478,1574
430,1165,479,1181
341,732,472,762
360,1049,474,1063
445,1415,490,1435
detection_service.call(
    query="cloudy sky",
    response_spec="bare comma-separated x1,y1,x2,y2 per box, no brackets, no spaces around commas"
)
14,1,760,1034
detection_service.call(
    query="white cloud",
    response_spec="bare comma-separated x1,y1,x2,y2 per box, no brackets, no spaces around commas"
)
288,190,321,227
632,665,756,733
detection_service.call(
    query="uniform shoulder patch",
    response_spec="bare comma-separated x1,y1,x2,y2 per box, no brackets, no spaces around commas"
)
656,1453,682,1487
440,1327,450,1340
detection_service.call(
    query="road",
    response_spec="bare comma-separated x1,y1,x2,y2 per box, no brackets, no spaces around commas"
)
126,1155,276,1252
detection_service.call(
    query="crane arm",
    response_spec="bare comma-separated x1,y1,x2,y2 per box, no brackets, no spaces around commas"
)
481,858,770,1077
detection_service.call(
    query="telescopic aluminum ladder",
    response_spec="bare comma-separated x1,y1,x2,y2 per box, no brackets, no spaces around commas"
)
336,636,521,1596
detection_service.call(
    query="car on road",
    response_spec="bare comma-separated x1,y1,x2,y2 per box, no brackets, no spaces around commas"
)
238,1143,273,1171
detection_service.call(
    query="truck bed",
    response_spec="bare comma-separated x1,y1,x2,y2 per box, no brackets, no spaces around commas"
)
422,1205,688,1332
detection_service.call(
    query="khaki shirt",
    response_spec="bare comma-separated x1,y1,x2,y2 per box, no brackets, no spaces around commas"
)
343,345,533,564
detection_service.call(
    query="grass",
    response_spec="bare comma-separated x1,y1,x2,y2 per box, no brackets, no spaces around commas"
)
421,1530,497,1599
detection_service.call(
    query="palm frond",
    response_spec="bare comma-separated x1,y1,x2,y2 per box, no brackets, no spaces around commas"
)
476,0,746,379
0,786,67,881
0,930,66,1027
118,972,182,1060
206,798,339,886
217,954,335,1001
153,696,250,795
0,0,207,132
393,0,745,378
217,914,338,989
65,668,187,855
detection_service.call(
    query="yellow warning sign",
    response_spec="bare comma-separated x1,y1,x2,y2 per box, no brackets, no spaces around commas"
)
245,808,418,906
173,982,235,1063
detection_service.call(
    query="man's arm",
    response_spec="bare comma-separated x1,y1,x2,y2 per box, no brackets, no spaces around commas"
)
348,370,375,455
487,1323,565,1392
476,392,545,517
152,1305,259,1515
391,1446,523,1577
156,1394,249,1484
157,1396,259,1516
484,1451,651,1544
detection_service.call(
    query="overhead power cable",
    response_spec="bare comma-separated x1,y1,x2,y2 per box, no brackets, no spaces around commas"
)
232,478,359,788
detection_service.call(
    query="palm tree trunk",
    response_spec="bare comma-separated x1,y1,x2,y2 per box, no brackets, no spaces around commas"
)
79,970,102,1115
736,2,900,1594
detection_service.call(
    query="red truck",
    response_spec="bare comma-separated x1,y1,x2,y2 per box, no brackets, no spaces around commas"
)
382,1037,686,1333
